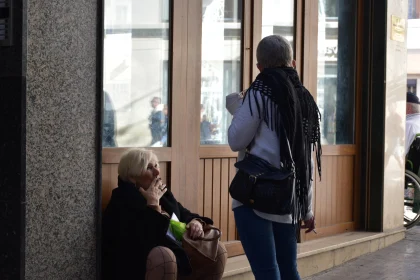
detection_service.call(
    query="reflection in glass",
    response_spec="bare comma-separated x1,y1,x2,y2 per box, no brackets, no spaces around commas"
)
103,0,170,147
317,0,356,144
201,0,242,145
261,0,294,44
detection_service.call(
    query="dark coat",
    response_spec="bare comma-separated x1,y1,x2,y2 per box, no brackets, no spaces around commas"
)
102,177,213,280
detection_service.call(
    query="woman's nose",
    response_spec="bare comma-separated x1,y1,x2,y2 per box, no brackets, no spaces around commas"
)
153,168,160,176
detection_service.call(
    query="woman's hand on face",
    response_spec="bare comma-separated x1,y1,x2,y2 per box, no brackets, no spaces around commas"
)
139,177,167,206
187,220,204,240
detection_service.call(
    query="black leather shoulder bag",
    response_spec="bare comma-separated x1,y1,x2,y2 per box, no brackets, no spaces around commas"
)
229,128,295,215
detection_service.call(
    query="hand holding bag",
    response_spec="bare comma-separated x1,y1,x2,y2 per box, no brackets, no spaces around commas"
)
182,224,221,267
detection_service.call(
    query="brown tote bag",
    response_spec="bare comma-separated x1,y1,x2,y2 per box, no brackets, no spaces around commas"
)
182,225,221,267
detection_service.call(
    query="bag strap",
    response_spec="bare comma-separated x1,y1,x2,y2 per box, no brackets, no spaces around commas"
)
198,225,221,241
245,114,294,169
280,118,295,168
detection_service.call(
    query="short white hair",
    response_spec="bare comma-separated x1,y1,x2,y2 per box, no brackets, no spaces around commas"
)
256,35,293,69
118,148,158,181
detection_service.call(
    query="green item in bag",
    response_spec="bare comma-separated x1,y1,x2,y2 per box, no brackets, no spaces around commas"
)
169,220,187,241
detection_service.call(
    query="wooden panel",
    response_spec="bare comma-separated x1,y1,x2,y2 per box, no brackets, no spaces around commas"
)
320,157,328,227
337,158,344,223
204,159,213,218
306,155,355,240
224,241,245,258
331,157,337,226
228,158,237,240
183,0,202,213
198,159,205,216
170,0,202,212
220,159,230,242
321,145,356,156
102,147,172,164
212,159,221,229
344,157,354,222
199,146,237,159
170,0,188,202
198,157,237,242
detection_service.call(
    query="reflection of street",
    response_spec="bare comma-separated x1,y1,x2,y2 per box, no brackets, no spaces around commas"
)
103,91,118,147
200,0,241,145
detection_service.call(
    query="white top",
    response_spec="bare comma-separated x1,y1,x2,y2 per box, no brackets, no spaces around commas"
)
226,91,314,223
406,113,420,155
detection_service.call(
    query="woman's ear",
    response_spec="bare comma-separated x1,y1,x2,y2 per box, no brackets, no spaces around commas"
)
292,60,296,69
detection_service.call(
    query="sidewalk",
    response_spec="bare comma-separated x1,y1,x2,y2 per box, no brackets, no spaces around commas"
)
306,227,420,280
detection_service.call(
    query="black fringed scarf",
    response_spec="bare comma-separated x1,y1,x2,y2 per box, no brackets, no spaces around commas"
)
244,67,322,223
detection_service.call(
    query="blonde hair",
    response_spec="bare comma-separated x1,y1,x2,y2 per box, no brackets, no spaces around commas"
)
118,148,159,181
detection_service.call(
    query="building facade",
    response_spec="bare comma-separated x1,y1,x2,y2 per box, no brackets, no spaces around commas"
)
1,0,410,279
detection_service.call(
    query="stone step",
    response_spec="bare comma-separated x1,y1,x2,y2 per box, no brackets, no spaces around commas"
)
222,228,406,279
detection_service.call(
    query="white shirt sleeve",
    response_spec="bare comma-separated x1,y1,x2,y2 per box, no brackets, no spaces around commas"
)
227,90,263,152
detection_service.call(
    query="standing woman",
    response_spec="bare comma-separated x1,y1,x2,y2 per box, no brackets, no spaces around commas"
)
226,35,321,280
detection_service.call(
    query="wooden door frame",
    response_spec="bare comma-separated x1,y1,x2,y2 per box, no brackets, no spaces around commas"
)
101,0,364,256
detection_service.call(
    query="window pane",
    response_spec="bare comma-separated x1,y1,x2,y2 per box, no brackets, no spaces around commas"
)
201,0,242,145
103,1,170,147
262,0,294,44
317,0,356,144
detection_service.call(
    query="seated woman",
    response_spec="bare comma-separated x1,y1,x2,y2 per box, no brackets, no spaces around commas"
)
102,148,227,280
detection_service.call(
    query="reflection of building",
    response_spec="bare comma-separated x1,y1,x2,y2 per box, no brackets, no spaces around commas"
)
318,14,338,144
201,0,242,145
104,0,169,147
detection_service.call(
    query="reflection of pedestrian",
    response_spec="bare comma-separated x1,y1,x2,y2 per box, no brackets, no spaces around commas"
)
161,104,169,146
384,102,404,169
200,115,212,143
149,97,165,146
406,92,420,156
103,91,117,147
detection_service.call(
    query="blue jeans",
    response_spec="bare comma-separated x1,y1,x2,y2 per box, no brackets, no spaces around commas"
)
233,206,300,280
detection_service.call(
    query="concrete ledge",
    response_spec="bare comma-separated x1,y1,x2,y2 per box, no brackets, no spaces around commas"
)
222,228,406,279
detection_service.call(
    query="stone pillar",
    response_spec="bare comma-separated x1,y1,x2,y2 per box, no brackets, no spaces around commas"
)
382,0,408,231
24,1,99,279
0,0,27,278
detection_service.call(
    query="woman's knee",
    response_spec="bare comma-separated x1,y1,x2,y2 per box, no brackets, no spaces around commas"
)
146,246,177,280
